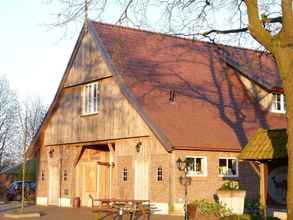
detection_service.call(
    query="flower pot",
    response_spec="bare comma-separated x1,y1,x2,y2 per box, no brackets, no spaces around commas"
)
217,190,246,215
187,204,198,220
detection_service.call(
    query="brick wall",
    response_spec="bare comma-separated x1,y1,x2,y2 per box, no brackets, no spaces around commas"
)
149,154,170,202
174,150,259,203
115,155,134,199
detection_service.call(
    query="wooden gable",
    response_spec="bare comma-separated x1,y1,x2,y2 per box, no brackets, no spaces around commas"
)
64,33,111,88
42,31,150,146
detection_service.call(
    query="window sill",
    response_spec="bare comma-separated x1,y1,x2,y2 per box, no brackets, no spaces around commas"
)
80,112,100,117
218,175,238,178
270,110,286,114
187,174,207,177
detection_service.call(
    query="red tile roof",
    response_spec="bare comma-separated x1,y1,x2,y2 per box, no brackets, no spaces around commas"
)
91,21,287,152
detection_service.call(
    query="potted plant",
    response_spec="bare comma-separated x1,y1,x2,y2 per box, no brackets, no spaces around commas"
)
187,201,198,220
217,181,246,215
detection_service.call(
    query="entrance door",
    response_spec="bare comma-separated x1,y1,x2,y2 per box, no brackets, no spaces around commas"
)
81,163,97,206
134,159,149,200
97,164,110,199
48,164,60,205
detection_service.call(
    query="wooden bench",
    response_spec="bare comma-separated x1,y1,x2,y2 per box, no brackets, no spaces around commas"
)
92,207,122,220
89,196,151,220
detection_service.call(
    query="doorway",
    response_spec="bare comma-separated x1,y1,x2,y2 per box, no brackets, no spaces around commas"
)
134,159,149,200
48,163,60,205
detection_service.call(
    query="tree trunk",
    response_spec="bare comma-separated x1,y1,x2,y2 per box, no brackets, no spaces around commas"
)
274,47,293,219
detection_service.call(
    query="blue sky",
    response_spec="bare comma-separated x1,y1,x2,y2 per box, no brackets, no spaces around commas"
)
0,1,92,103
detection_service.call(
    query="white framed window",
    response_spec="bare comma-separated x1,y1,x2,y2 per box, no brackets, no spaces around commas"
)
157,166,163,182
82,81,101,115
271,93,286,113
218,157,238,177
185,156,207,177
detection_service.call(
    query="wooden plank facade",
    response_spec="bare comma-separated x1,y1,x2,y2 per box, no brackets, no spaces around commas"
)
35,28,171,211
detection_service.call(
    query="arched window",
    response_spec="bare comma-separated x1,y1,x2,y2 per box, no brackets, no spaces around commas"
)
157,166,163,181
123,168,128,181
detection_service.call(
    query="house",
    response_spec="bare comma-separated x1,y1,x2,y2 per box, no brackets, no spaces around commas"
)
30,20,287,214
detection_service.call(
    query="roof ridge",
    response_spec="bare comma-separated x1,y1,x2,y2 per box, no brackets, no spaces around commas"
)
90,20,271,56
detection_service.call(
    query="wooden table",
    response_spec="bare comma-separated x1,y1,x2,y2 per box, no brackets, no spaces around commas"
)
91,197,151,220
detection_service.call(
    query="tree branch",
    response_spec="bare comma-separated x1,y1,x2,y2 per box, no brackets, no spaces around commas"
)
280,0,293,40
116,0,134,24
176,16,282,37
244,0,274,51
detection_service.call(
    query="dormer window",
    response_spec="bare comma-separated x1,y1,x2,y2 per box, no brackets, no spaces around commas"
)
82,81,100,115
271,93,286,113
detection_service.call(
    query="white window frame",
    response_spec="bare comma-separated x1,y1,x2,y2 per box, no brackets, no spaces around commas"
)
185,156,208,177
218,157,239,178
271,93,286,113
82,81,101,115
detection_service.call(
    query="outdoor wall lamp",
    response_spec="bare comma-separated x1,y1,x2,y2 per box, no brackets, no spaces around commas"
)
176,157,192,220
49,149,54,158
135,142,142,153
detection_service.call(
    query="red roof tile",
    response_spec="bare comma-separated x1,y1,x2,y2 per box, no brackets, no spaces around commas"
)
91,21,287,151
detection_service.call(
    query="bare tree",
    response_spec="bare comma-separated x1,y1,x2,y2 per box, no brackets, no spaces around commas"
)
17,96,47,212
0,77,19,171
47,0,293,218
19,97,48,147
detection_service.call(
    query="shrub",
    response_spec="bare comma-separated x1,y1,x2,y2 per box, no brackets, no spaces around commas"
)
219,181,240,191
196,199,231,217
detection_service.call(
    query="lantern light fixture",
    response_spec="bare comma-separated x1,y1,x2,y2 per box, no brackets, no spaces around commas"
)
135,142,142,153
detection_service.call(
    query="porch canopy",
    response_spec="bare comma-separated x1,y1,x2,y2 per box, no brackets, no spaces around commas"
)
239,128,287,161
238,128,288,217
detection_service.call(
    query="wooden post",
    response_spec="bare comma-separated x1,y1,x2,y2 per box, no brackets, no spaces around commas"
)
108,143,115,199
259,162,268,218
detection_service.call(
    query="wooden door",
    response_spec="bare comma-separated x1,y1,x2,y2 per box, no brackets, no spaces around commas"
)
48,164,60,205
134,159,149,200
81,163,97,206
97,164,110,198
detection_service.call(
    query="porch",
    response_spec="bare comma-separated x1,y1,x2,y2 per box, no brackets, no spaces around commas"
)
239,128,287,219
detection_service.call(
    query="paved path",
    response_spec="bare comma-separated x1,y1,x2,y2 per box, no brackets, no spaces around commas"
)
0,205,184,220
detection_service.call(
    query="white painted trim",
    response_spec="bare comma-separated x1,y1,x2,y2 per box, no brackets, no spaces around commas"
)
218,157,239,178
36,197,48,206
185,156,208,177
58,198,72,207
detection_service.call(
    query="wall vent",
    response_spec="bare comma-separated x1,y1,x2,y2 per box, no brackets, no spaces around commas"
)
169,90,176,103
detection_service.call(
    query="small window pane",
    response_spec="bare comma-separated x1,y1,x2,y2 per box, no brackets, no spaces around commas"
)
219,158,238,177
64,169,68,181
195,158,202,173
157,167,163,181
123,168,128,181
219,159,227,175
